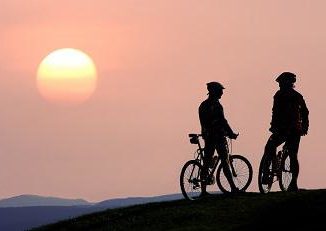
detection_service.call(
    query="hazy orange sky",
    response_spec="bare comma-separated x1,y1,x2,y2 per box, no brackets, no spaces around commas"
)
0,0,325,201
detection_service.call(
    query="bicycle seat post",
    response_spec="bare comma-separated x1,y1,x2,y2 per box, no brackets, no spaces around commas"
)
197,135,203,151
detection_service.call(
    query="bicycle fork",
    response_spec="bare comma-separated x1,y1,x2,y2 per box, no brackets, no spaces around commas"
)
227,158,237,177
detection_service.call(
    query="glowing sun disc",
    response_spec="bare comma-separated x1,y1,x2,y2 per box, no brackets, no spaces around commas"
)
37,48,97,104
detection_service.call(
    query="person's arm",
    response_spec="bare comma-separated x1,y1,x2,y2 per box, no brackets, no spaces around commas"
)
300,96,309,135
220,106,237,139
199,103,208,137
223,118,235,137
270,94,280,133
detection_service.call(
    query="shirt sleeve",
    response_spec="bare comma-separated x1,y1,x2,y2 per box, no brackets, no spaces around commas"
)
220,105,234,135
270,93,280,131
300,96,309,132
199,102,208,135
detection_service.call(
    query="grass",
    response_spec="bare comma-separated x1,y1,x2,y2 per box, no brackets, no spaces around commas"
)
32,189,326,231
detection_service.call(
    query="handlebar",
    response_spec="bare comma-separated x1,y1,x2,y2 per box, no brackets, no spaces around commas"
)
188,133,239,154
188,133,202,138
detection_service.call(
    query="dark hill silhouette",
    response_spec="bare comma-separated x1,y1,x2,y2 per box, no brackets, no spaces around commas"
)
32,189,326,231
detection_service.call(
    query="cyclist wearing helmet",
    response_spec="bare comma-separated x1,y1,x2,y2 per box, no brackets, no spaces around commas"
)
199,82,239,196
264,72,309,191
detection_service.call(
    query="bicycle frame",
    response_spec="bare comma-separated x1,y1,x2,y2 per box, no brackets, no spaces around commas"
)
189,134,235,180
264,143,290,183
274,144,289,173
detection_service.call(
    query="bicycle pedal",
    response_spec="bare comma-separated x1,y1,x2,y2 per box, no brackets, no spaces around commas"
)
205,176,215,185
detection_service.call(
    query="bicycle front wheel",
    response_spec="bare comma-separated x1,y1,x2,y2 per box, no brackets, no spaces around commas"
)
258,153,273,194
216,155,253,193
279,154,292,191
180,160,204,200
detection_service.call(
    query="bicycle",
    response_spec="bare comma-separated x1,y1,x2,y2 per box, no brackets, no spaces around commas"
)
180,133,253,200
258,144,293,194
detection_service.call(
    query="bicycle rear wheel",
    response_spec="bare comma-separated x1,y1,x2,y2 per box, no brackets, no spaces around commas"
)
258,153,273,194
279,154,292,191
216,155,253,193
180,160,204,200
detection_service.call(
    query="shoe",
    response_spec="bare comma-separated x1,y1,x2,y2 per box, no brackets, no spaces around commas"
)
288,183,299,192
231,187,242,194
207,176,215,185
261,170,272,185
199,191,213,198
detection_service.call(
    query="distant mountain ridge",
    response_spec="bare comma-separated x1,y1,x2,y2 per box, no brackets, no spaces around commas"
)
96,193,184,208
0,193,184,208
0,194,92,207
0,193,184,231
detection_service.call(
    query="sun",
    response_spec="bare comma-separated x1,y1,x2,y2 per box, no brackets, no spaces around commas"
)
37,48,97,104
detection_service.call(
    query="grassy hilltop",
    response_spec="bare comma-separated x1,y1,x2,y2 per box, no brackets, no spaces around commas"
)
33,189,326,231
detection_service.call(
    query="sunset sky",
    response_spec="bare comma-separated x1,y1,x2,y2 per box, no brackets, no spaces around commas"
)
0,0,325,202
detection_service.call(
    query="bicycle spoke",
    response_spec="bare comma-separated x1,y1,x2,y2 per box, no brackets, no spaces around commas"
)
279,154,292,191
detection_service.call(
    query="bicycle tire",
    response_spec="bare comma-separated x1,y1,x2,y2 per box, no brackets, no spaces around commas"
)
216,155,253,193
180,160,204,200
258,153,273,194
279,153,292,191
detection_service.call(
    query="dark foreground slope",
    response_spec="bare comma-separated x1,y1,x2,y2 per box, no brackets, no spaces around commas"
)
33,189,326,231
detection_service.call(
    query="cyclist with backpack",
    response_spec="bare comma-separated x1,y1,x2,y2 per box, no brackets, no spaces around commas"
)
263,72,309,191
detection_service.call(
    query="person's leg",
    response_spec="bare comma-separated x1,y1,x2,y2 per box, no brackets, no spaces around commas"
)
264,133,285,160
201,137,215,193
262,133,285,183
216,137,238,192
286,134,301,191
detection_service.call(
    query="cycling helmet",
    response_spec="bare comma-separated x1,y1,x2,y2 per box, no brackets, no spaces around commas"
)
276,72,296,83
206,81,225,93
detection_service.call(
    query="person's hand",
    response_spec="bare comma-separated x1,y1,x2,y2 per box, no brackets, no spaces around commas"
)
301,125,309,136
228,133,239,140
269,127,278,134
302,130,308,136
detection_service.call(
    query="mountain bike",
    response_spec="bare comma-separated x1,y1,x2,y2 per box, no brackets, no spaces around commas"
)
180,134,253,200
258,144,292,193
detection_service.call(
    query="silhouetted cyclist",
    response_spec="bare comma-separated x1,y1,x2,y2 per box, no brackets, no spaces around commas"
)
199,82,239,196
264,72,309,191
